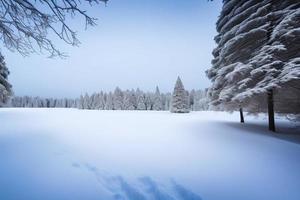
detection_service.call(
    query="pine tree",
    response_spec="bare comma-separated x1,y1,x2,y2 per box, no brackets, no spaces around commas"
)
105,92,114,110
189,89,196,110
113,87,123,110
0,53,12,106
171,77,190,113
123,90,136,110
164,93,172,111
153,86,163,110
83,93,90,109
207,0,300,129
145,92,153,110
98,92,106,110
136,88,146,110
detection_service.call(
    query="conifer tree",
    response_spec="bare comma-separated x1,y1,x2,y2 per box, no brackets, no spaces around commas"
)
207,0,300,130
113,87,123,110
153,86,163,111
171,77,190,113
0,53,12,106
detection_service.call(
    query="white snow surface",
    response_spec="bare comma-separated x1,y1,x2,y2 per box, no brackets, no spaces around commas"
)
1,108,300,200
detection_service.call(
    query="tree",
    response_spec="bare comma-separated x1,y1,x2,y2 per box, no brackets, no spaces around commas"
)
161,93,171,111
0,53,12,106
192,90,209,111
145,92,153,110
0,0,108,57
189,89,196,110
152,86,163,111
104,92,114,110
207,0,300,131
136,89,146,110
113,87,123,110
171,77,189,113
123,90,136,110
98,92,106,110
79,93,90,109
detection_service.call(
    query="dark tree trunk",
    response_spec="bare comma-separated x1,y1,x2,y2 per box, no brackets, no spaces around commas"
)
267,89,276,132
239,107,245,123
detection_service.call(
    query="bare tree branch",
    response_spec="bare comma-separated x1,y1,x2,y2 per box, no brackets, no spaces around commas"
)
0,0,108,57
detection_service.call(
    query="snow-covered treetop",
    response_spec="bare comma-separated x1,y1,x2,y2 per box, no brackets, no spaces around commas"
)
207,0,300,113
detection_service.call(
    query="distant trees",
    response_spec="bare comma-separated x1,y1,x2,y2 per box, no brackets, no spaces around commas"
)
8,86,209,111
207,0,300,131
171,77,190,113
11,96,77,108
82,87,171,111
0,53,12,106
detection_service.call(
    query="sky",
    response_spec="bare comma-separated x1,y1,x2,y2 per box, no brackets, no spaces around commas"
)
3,0,223,98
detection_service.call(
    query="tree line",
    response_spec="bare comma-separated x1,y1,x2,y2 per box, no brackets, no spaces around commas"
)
9,87,209,111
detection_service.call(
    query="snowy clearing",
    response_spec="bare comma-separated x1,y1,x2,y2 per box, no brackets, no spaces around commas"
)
1,108,300,200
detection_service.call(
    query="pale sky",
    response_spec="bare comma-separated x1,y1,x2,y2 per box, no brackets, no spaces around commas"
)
2,0,223,98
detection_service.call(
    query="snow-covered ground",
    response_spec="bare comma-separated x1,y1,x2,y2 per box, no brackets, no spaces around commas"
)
1,108,300,200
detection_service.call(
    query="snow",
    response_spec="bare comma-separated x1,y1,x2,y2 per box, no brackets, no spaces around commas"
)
1,108,300,200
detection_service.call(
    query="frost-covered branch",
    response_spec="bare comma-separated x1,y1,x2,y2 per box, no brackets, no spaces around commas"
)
0,0,108,57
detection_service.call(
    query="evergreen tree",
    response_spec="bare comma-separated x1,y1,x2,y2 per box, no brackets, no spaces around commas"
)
83,93,90,109
164,93,172,111
193,90,209,111
136,89,146,110
207,0,300,130
113,87,123,110
189,89,196,110
98,92,106,110
78,95,84,109
153,86,163,110
123,90,136,110
0,53,12,106
129,89,138,110
171,77,189,113
105,92,114,110
145,92,153,110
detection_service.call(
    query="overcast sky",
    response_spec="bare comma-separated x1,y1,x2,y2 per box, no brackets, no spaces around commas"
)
2,0,223,98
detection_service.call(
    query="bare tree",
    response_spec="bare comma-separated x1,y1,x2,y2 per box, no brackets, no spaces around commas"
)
0,0,108,57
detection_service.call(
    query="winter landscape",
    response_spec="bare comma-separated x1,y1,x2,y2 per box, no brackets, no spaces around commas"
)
0,0,300,200
1,109,300,200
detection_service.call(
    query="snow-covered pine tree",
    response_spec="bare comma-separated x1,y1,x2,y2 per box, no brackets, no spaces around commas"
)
185,90,190,111
145,92,153,110
90,93,98,109
136,88,146,110
49,98,55,108
193,90,209,111
0,53,12,106
104,92,114,110
113,87,123,110
98,92,106,110
78,95,84,109
189,89,196,110
130,89,138,110
83,93,90,109
153,86,163,110
207,0,300,131
164,93,172,111
123,90,135,110
171,77,190,113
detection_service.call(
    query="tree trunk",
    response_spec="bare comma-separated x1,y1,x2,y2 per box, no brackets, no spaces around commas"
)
239,107,245,123
267,89,276,132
